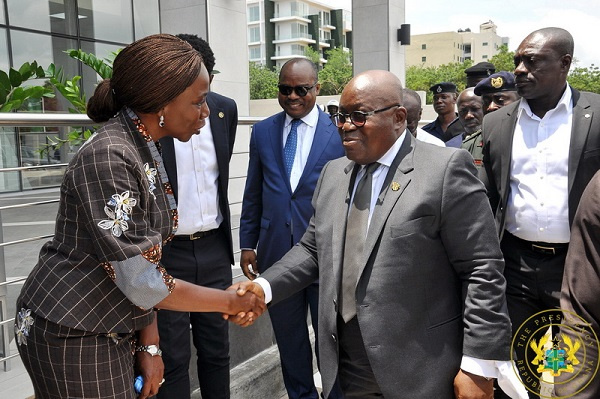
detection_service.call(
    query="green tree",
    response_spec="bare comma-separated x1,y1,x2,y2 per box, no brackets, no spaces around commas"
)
405,59,473,103
568,64,600,94
319,47,352,95
489,45,515,73
249,62,279,99
304,46,321,66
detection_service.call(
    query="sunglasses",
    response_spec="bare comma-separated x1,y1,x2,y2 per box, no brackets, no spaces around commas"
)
278,83,317,97
330,104,401,128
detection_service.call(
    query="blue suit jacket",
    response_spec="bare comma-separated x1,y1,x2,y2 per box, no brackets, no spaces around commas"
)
240,109,344,271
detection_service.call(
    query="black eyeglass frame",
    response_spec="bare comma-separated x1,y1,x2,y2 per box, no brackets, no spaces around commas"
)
277,82,318,97
330,104,401,128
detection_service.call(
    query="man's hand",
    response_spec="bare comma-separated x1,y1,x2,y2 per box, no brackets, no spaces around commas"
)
240,250,259,280
454,369,494,399
223,282,266,327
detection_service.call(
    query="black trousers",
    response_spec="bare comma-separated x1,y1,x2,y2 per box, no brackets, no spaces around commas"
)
156,228,232,399
337,315,383,398
496,231,567,399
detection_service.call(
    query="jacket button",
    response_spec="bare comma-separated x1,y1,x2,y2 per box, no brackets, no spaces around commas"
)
331,334,337,342
333,299,337,312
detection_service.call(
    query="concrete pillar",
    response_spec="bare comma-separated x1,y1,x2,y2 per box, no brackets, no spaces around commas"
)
352,0,407,84
159,0,250,217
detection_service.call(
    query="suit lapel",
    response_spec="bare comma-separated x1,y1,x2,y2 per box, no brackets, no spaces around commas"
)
158,136,178,200
333,161,357,299
207,94,229,199
268,113,292,192
359,134,414,280
296,110,336,190
568,89,592,194
498,103,519,203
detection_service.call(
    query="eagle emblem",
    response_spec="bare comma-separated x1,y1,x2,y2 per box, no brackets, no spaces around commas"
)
491,76,504,89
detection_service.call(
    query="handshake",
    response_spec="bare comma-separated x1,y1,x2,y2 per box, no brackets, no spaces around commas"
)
221,281,267,327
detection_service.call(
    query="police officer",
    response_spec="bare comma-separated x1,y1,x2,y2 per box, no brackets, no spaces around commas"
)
465,61,495,88
462,71,520,174
422,82,458,141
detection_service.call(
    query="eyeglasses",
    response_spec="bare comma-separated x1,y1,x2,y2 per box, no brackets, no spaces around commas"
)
278,83,318,97
330,104,401,128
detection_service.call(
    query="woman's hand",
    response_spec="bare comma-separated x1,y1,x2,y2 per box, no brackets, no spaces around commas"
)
135,350,164,398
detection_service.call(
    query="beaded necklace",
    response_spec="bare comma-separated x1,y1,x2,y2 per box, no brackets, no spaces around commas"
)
125,107,178,238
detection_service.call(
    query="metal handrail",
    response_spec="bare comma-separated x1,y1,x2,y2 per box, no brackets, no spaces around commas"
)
0,112,265,371
0,113,264,127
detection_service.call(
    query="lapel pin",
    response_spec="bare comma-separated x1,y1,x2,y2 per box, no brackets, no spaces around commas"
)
391,181,401,191
585,113,591,118
218,112,225,118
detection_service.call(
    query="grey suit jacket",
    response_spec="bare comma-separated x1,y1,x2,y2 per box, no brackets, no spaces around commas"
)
481,87,600,238
261,133,512,398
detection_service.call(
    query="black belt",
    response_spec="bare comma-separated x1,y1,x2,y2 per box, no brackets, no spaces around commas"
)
173,228,219,241
505,231,568,256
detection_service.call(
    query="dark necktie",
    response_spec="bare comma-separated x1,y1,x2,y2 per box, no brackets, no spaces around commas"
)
340,162,379,322
283,119,301,178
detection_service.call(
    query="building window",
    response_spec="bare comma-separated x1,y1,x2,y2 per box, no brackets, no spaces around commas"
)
249,46,261,60
421,44,426,50
482,42,488,46
291,22,309,39
422,56,426,62
482,55,488,59
248,4,260,22
249,26,260,43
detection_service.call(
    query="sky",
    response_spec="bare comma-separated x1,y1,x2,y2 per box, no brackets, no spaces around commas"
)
327,0,599,68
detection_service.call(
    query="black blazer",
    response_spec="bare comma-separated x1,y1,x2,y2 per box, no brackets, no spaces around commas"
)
481,87,600,239
159,91,238,264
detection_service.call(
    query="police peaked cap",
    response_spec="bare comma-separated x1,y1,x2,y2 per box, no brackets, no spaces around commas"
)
430,82,457,94
465,62,496,77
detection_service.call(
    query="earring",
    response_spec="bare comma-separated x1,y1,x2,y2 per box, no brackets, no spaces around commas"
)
159,115,165,128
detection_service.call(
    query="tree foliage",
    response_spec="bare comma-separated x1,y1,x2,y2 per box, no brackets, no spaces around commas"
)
405,59,473,104
249,62,279,99
319,48,352,95
489,45,515,73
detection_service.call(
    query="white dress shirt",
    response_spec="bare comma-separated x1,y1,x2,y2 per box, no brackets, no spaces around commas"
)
255,132,527,398
505,86,573,243
283,105,320,191
174,117,222,234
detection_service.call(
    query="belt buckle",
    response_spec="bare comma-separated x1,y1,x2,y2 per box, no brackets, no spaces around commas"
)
531,244,555,255
189,232,202,240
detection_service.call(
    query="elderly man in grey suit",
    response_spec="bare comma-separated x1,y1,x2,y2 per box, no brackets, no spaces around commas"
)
230,70,526,399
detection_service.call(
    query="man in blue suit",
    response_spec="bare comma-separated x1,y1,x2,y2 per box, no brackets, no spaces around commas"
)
240,58,344,399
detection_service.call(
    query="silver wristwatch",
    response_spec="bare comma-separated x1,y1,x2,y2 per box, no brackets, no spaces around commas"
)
135,344,162,357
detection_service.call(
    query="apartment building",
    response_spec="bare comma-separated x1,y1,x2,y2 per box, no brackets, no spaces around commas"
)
406,20,509,67
247,0,352,69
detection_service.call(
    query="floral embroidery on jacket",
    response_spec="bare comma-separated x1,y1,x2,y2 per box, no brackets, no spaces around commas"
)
144,163,158,199
15,308,34,346
98,191,137,237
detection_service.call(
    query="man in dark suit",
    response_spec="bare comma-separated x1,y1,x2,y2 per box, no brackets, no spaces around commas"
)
239,58,344,399
156,34,238,399
481,27,600,398
234,70,523,399
555,170,600,399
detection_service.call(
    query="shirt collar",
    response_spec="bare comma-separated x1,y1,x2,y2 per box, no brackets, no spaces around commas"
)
518,85,573,120
374,130,407,168
285,104,320,128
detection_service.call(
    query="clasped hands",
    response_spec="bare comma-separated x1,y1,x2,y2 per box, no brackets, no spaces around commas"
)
222,281,266,327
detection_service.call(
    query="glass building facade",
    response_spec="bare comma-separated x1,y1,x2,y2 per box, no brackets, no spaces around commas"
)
0,0,160,193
